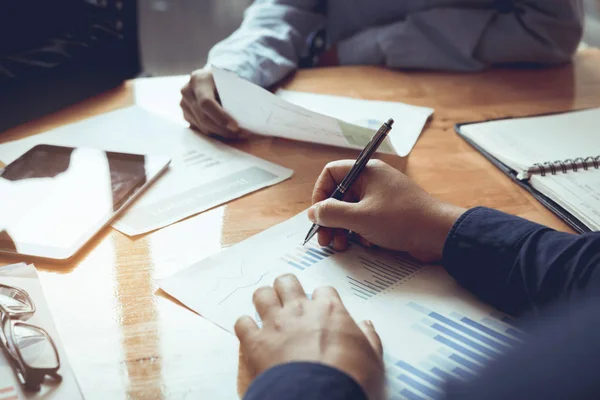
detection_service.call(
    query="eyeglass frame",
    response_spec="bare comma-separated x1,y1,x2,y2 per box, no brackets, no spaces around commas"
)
0,283,62,391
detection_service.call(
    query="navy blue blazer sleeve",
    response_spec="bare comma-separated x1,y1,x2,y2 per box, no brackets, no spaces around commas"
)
443,206,600,316
243,362,367,400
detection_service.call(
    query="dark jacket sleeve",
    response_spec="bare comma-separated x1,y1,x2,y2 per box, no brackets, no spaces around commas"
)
442,207,600,316
243,362,367,400
444,292,600,400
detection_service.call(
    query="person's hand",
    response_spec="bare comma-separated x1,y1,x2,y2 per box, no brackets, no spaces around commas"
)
180,66,243,139
235,274,384,400
309,160,466,262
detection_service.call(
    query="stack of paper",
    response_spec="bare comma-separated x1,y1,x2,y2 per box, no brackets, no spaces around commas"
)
0,107,293,236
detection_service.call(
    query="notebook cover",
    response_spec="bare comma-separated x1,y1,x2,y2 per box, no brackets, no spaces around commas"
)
455,121,590,234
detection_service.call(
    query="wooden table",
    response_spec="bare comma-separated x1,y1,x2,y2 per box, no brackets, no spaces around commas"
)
1,49,600,399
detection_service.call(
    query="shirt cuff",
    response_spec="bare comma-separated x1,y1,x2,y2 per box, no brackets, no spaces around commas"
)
207,56,264,86
243,362,368,400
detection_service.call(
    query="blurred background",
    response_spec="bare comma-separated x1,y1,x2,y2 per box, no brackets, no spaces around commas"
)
1,0,599,132
141,0,600,76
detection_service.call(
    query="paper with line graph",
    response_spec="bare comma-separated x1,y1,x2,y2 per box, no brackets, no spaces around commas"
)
159,211,525,400
213,67,434,157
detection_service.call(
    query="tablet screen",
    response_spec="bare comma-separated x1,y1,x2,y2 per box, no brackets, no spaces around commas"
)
0,144,169,260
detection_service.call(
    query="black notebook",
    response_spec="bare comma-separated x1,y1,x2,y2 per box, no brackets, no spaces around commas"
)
455,108,600,233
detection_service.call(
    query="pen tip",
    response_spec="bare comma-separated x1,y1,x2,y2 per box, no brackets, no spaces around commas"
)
387,118,394,126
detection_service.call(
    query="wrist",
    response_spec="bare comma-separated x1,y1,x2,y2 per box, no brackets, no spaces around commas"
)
411,202,466,263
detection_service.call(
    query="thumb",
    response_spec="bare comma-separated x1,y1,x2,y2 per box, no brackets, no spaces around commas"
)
359,320,383,358
309,198,362,230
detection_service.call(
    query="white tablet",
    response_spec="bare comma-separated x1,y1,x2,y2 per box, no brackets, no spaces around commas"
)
0,144,170,262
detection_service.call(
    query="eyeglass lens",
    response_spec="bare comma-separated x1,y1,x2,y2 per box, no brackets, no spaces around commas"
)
13,324,58,370
0,286,33,314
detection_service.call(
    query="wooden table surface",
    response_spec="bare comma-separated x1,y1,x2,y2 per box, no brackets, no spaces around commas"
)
1,49,600,399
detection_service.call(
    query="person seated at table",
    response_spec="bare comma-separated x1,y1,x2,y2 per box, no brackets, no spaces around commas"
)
235,160,600,400
181,0,583,139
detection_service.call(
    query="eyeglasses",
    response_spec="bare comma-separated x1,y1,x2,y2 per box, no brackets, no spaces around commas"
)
0,284,62,391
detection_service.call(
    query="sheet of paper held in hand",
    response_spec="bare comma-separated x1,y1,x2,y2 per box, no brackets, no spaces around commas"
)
213,67,434,157
159,212,526,400
0,263,83,400
0,106,293,236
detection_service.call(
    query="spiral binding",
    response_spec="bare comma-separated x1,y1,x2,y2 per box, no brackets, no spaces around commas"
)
532,156,600,176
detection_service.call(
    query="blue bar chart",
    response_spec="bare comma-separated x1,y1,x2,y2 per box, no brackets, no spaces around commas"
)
384,302,525,399
349,256,422,300
280,241,336,270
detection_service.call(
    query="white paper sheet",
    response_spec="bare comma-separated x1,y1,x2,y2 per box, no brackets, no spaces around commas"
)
0,263,83,400
0,106,293,236
213,67,433,157
159,212,525,399
277,89,434,157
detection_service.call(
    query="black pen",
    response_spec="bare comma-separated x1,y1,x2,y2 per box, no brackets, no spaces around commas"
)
303,118,394,246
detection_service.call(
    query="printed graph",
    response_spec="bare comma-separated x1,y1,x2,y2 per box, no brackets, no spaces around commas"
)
384,302,525,400
349,256,421,300
280,242,336,270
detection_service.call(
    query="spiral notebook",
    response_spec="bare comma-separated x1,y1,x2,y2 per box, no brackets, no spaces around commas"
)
455,107,600,233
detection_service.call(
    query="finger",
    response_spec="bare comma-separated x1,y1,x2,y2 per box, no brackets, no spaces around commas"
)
311,286,342,304
332,229,349,251
181,101,203,132
312,160,357,204
200,114,242,139
185,104,239,139
359,320,383,358
273,274,306,305
358,234,372,248
180,81,193,97
185,97,215,135
198,97,240,132
317,227,333,247
310,198,362,231
252,286,282,320
234,315,259,344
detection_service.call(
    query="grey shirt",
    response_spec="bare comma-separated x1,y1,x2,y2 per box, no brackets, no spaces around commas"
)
207,0,584,88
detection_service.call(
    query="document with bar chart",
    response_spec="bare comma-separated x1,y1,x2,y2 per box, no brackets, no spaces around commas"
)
159,211,525,400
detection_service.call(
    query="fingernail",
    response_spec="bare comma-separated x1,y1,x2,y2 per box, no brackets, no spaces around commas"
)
227,121,239,132
308,206,317,223
364,320,373,327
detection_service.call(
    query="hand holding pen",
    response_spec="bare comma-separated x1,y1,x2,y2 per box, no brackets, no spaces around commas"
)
303,119,394,245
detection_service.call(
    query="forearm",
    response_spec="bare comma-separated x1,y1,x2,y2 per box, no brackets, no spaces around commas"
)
338,1,583,71
442,207,600,316
207,0,324,87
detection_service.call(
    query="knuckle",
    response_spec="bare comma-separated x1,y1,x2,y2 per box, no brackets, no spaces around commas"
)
180,82,190,94
286,299,304,315
321,285,338,295
369,159,385,168
319,298,337,313
197,97,212,108
324,160,347,171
